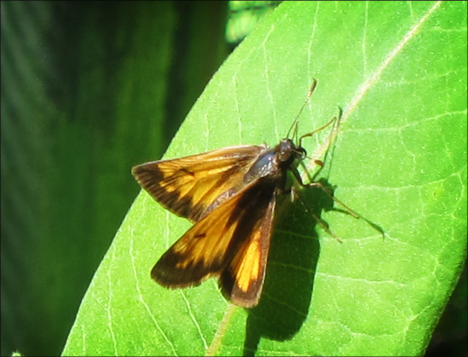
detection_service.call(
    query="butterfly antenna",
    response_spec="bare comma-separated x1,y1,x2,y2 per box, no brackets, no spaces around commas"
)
286,79,318,139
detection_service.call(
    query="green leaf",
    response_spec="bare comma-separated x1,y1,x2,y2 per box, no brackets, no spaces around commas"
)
63,1,467,356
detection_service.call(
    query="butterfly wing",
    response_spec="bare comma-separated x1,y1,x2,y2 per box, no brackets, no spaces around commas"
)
152,176,277,307
132,145,267,222
219,190,276,307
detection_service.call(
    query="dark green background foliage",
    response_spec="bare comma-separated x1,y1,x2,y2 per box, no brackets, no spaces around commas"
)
1,1,466,356
1,2,228,356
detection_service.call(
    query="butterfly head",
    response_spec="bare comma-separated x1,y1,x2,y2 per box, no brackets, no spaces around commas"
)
277,138,307,166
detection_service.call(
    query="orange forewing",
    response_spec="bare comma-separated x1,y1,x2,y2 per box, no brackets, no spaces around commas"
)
132,145,266,222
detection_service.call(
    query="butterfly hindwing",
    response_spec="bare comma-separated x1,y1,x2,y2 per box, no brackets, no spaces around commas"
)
152,176,277,307
219,190,276,307
132,145,267,222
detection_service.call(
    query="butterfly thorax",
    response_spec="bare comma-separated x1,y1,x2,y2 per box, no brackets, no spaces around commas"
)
243,139,305,186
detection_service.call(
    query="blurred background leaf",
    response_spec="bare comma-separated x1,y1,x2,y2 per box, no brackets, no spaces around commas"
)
1,1,466,357
1,1,228,356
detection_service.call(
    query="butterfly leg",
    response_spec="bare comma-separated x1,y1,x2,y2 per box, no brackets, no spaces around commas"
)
306,180,385,238
291,166,384,239
289,185,342,243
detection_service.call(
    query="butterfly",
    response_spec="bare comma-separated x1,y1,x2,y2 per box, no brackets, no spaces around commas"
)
132,80,338,308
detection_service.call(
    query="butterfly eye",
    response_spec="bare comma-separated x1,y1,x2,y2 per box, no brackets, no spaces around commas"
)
278,151,291,162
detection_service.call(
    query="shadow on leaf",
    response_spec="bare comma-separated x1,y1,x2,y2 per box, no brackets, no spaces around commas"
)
243,179,335,355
